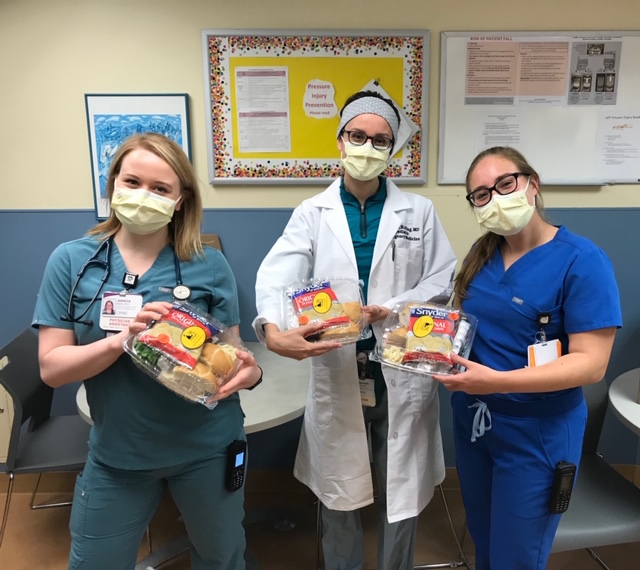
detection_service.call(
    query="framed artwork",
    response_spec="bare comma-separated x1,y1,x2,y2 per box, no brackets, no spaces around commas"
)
84,93,191,218
201,29,429,185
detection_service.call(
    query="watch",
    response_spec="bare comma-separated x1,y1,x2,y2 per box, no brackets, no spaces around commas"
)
247,366,263,391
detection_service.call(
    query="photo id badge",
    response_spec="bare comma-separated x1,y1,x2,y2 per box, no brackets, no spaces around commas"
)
357,351,376,407
527,339,562,367
100,291,143,331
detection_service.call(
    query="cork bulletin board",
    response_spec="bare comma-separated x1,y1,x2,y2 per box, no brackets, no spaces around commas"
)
202,29,429,185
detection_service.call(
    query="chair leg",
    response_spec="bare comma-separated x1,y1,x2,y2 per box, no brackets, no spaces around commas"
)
0,472,16,549
146,524,153,554
585,548,612,570
29,473,73,510
316,500,323,570
414,484,472,569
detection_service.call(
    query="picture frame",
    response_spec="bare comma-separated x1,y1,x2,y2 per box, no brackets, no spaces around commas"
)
84,93,191,218
201,29,429,185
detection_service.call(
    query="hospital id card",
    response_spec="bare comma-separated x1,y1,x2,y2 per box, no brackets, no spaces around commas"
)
100,291,143,332
357,351,376,407
527,339,561,367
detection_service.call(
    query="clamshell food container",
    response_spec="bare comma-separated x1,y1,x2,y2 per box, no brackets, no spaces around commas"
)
283,277,369,344
123,302,244,408
370,301,478,375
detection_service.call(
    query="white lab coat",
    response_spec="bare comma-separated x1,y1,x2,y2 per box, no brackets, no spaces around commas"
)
253,179,457,523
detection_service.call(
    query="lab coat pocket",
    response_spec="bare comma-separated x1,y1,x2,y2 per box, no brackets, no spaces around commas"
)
409,374,439,415
310,363,335,428
393,246,423,292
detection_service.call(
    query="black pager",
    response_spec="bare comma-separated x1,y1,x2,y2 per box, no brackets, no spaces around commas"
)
549,461,576,514
226,440,247,492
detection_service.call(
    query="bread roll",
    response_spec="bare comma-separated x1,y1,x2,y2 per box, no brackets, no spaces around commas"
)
168,342,237,393
172,362,219,389
386,326,408,347
342,301,362,323
201,342,236,377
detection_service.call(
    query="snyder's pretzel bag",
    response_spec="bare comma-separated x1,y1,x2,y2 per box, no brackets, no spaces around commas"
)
371,301,478,375
123,302,244,408
283,278,369,343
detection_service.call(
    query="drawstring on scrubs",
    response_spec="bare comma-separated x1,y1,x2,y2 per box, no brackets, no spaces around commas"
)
469,400,492,442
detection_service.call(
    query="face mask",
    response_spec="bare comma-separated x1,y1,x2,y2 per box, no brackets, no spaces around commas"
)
341,140,389,181
473,183,534,236
111,187,179,235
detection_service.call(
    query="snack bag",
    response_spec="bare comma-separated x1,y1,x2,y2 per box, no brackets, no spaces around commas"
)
283,278,368,343
403,306,457,367
135,303,218,369
291,281,351,330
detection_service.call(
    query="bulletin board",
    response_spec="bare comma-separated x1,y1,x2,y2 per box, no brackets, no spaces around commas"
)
202,29,429,185
439,31,640,185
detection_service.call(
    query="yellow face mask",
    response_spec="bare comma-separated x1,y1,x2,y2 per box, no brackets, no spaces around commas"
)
111,187,179,235
473,183,534,236
340,141,390,181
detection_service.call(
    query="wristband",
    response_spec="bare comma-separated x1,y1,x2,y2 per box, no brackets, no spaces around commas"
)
247,366,263,391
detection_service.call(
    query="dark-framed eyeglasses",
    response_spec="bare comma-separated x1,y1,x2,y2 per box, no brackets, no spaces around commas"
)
342,130,394,152
466,172,529,207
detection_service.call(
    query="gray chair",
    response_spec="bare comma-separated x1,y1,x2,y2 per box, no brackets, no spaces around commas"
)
0,328,91,548
551,379,640,568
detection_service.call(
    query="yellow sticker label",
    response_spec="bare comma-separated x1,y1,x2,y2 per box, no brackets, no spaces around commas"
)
312,291,333,314
181,326,207,349
412,315,434,338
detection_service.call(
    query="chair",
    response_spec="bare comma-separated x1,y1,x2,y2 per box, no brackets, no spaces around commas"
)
551,379,640,568
0,328,91,548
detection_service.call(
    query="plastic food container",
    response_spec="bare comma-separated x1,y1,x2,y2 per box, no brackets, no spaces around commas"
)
370,301,478,375
283,277,369,343
123,302,244,408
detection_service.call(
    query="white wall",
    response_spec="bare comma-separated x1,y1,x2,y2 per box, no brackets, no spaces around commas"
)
2,0,640,262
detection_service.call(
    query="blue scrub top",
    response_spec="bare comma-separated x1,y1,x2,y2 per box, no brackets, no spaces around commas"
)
462,225,622,402
33,236,243,470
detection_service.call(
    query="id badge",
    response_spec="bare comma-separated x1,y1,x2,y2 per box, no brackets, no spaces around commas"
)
357,351,376,407
527,339,562,367
100,291,143,331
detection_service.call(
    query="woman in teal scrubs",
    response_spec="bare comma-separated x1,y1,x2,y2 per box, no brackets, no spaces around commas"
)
32,133,262,570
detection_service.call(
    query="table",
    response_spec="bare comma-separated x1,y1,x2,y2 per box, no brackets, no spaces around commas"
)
76,341,310,434
608,368,640,437
75,341,310,570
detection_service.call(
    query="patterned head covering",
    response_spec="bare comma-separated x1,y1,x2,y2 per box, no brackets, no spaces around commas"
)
336,96,400,141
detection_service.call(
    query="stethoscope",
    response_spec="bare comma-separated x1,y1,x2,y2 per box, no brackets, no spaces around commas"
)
60,237,190,326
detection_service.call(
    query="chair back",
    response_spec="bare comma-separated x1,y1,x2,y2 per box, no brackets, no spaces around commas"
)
581,380,609,454
0,329,54,471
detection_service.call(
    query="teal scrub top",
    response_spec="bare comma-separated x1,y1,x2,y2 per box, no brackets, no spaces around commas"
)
341,177,387,404
33,236,243,470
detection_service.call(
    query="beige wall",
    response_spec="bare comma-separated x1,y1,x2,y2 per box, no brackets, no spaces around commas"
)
2,0,640,261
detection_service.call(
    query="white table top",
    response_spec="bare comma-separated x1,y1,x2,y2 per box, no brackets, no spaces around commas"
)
76,341,310,435
608,368,640,437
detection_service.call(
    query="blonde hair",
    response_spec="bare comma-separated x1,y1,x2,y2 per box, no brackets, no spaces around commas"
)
87,132,203,260
454,147,545,305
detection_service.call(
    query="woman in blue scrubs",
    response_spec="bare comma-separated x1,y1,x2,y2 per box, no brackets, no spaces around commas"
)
433,146,622,570
33,133,262,570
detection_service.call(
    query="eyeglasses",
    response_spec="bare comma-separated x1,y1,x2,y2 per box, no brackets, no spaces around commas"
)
342,130,394,152
466,172,528,207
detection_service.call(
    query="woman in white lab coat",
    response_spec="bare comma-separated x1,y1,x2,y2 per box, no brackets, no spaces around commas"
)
253,91,457,570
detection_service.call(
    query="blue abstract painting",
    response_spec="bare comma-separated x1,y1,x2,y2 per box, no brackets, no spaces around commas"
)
93,113,184,199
